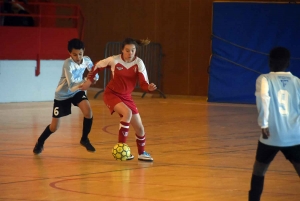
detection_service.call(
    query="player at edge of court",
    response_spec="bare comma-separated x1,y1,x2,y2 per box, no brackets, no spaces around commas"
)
249,47,300,201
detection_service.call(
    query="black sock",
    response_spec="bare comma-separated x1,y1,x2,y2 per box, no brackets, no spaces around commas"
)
81,117,93,141
249,174,265,201
37,125,53,145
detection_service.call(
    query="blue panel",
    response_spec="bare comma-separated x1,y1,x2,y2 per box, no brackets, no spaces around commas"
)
208,2,300,104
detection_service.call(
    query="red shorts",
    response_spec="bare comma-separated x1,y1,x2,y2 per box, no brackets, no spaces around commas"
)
103,87,139,115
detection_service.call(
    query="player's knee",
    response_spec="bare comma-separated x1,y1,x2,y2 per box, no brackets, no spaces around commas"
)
83,110,92,119
253,160,269,176
123,108,132,121
49,124,59,132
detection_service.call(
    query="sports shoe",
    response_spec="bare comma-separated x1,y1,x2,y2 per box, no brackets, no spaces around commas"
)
138,151,153,161
80,139,96,152
127,155,134,160
33,142,43,155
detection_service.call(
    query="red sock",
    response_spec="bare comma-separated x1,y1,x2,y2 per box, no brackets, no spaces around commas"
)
136,133,146,155
118,121,130,143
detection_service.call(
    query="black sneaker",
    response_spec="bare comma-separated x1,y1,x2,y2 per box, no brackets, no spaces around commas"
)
33,142,43,155
80,139,96,152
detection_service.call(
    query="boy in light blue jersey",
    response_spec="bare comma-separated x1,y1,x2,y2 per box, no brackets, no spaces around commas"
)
249,47,300,201
33,38,99,154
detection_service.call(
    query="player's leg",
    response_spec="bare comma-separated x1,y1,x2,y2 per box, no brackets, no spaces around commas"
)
33,99,67,154
114,102,132,143
103,90,134,159
103,89,132,143
73,91,95,152
249,141,278,201
33,117,61,155
249,161,270,201
113,102,135,160
292,162,300,177
282,144,300,177
131,114,153,161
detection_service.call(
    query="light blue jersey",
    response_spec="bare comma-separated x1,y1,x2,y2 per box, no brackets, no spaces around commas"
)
255,72,300,147
55,56,99,100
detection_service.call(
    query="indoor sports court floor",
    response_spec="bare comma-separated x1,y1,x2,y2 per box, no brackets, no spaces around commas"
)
0,90,299,201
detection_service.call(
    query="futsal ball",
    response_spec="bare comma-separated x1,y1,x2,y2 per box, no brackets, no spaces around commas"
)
112,143,131,161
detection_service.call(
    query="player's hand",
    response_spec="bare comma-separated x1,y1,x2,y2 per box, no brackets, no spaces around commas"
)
79,80,92,91
87,70,94,80
148,83,157,91
261,127,270,139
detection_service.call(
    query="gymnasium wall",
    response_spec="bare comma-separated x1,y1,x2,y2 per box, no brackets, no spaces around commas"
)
0,27,78,60
0,60,62,103
50,0,295,97
1,0,296,103
0,1,82,103
51,0,212,96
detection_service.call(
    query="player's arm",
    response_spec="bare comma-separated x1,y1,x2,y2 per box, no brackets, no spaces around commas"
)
79,65,99,91
255,76,270,139
85,56,99,83
137,61,157,92
80,57,114,91
138,74,157,92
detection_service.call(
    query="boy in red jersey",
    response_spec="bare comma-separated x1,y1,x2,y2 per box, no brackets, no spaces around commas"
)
81,38,157,161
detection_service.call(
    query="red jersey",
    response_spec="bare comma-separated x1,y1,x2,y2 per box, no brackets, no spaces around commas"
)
89,54,150,95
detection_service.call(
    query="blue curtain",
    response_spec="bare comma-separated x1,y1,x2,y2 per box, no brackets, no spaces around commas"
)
208,2,300,104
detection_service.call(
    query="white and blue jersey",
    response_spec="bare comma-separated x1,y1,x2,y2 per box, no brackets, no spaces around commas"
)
55,56,99,100
255,72,300,147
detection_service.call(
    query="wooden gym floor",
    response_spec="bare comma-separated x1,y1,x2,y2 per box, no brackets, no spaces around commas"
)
0,90,299,201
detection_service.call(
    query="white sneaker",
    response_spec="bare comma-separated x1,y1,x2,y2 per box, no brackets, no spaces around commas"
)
138,151,153,161
127,155,134,160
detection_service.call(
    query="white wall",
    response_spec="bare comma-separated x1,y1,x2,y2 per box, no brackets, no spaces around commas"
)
0,60,63,103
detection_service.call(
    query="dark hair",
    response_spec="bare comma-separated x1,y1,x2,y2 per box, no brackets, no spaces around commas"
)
269,47,290,72
68,38,85,52
121,38,150,50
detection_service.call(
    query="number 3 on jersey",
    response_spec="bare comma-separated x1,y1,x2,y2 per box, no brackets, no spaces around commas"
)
278,90,289,115
54,107,59,116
